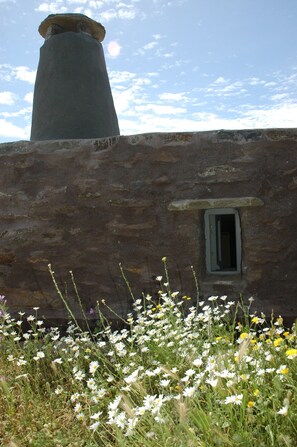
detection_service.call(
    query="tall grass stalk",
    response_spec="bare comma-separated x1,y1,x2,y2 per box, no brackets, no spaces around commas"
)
0,270,296,446
48,264,81,332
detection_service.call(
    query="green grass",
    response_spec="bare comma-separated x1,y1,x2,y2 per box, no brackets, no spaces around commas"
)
0,264,296,446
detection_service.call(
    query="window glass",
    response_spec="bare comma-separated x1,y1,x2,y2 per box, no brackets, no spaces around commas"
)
205,208,241,274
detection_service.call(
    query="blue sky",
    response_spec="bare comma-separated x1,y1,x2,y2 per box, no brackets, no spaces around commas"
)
1,0,297,142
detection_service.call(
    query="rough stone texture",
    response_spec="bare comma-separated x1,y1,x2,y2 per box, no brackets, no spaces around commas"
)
168,197,264,210
1,129,297,320
30,31,119,141
39,13,106,42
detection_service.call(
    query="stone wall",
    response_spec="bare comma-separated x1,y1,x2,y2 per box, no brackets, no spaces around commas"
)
1,129,297,320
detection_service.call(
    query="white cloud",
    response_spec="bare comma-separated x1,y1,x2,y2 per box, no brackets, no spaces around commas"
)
113,65,297,135
0,64,13,82
1,107,32,118
24,92,34,104
159,92,188,102
109,70,136,84
109,71,155,116
112,83,148,114
264,81,277,87
118,102,297,136
0,64,36,85
135,35,168,57
133,77,151,87
109,69,265,135
143,41,158,50
36,2,52,11
120,114,200,135
0,91,17,106
270,93,289,101
0,119,29,139
237,103,297,129
35,1,139,23
89,0,103,7
204,80,247,97
135,104,186,115
197,71,297,109
36,2,68,13
113,88,138,115
101,7,136,21
100,9,119,21
13,66,36,84
247,77,265,86
214,76,227,84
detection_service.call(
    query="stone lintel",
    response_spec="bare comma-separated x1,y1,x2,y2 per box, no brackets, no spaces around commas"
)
168,197,264,211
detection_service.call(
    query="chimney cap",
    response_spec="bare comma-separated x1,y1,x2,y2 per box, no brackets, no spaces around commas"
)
38,13,106,42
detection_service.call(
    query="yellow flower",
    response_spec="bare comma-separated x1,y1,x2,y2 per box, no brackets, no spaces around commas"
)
276,316,283,326
215,336,223,341
239,332,249,340
285,348,297,359
278,366,289,375
253,389,260,397
247,401,255,408
251,317,259,324
240,374,249,381
283,331,290,337
273,338,283,347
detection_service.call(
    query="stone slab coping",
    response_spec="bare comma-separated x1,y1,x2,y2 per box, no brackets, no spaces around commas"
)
168,197,264,211
39,13,106,42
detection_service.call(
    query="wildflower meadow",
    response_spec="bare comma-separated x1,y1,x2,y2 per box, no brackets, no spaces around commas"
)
0,260,296,446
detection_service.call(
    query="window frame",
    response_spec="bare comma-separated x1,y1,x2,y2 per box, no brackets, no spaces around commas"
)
204,208,242,275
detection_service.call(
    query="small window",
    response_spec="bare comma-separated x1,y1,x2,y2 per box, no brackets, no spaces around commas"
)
204,208,241,274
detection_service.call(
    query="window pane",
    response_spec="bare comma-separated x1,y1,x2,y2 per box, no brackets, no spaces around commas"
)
205,209,241,274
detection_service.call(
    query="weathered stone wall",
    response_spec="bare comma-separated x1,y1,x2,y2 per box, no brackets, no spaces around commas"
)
1,129,297,320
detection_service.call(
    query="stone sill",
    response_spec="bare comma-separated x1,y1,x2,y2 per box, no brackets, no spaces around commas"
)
168,197,264,211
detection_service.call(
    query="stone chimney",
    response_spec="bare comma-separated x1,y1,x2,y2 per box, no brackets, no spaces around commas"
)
30,13,120,140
